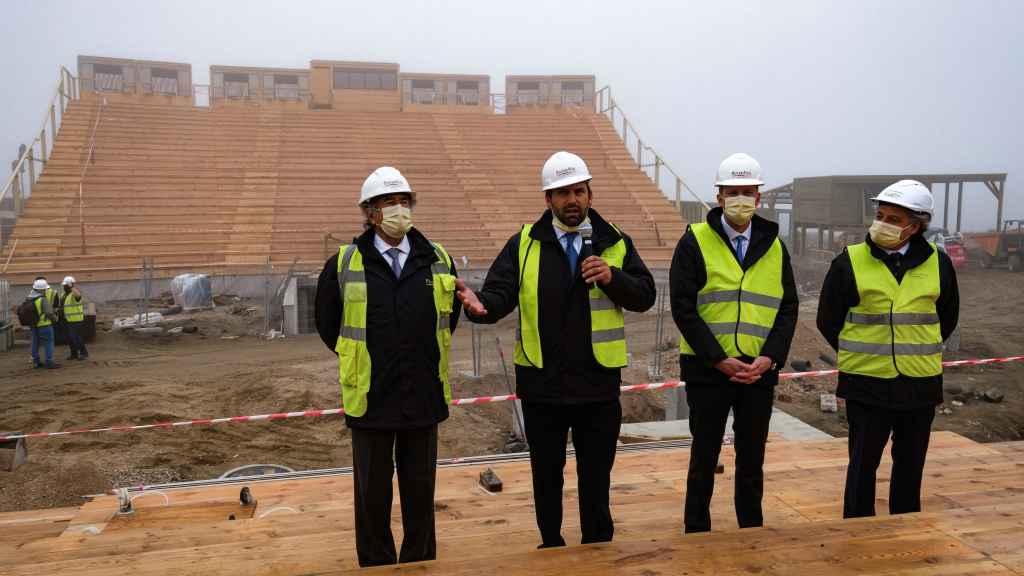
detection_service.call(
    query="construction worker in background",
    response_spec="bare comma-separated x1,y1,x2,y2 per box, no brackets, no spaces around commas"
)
817,180,959,518
34,275,60,317
456,151,656,548
61,276,89,361
669,152,799,533
28,278,59,369
314,166,460,567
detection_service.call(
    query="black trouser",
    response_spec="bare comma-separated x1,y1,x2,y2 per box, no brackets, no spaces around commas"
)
65,321,88,358
522,398,621,548
843,399,935,518
350,425,438,567
684,382,774,533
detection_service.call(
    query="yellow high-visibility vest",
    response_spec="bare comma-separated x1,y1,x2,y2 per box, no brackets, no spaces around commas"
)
679,223,783,358
514,223,628,369
63,292,85,323
838,242,942,378
35,297,52,328
335,242,456,418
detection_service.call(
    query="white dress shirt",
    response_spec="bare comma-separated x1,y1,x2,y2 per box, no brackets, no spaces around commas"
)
882,242,911,256
552,223,584,254
721,214,752,258
374,233,410,271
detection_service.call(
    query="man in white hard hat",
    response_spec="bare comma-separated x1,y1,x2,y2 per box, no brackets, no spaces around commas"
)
817,179,959,518
456,151,656,548
25,278,60,368
669,152,799,533
314,166,461,567
61,276,89,360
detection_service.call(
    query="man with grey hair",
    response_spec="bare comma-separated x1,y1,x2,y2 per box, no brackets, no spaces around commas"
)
817,179,959,518
314,166,461,567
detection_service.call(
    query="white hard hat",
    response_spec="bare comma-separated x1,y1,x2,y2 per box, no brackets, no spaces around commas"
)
715,153,764,187
358,166,414,206
542,151,592,191
63,276,76,286
32,279,49,291
871,179,934,216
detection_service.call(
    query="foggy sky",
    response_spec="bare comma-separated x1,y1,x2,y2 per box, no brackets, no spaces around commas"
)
3,0,1020,231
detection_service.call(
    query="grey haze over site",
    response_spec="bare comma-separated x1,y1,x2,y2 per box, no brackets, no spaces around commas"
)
3,0,1020,231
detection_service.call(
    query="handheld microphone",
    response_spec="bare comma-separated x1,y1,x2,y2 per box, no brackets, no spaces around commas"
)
579,221,593,247
578,221,594,283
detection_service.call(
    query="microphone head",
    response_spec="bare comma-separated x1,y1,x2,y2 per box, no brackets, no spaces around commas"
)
578,221,593,244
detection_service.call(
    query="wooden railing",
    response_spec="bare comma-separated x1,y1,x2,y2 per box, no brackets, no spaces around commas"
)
0,67,79,247
595,86,710,218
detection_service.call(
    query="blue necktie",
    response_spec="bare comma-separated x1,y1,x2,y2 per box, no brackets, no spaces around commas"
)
386,247,402,279
564,232,579,275
735,236,746,263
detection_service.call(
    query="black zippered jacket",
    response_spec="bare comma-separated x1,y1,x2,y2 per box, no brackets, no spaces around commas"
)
467,209,656,404
315,227,461,429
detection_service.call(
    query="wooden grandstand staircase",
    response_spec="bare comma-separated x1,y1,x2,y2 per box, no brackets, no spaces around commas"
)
1,96,685,283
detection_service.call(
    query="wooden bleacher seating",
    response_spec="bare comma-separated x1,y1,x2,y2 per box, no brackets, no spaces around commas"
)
1,98,685,283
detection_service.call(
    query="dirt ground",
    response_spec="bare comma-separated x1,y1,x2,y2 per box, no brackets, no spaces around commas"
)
1,265,1022,512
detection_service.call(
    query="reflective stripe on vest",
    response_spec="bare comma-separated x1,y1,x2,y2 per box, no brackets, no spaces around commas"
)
63,293,85,323
335,242,455,418
514,223,628,369
679,223,783,358
838,242,942,378
35,297,52,328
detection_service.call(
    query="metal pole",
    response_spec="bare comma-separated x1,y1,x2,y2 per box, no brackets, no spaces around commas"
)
471,321,480,377
40,129,47,165
956,181,963,233
79,182,86,254
654,155,661,189
496,336,526,442
944,182,950,230
653,285,666,378
60,75,66,116
675,177,682,212
636,138,642,167
264,257,272,334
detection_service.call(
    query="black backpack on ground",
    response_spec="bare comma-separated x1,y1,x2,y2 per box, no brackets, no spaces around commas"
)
17,297,40,327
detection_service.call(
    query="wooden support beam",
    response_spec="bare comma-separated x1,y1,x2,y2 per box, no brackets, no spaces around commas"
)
26,148,35,196
995,179,1004,232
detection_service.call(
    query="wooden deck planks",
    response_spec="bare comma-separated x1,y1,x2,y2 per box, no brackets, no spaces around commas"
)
1,432,1022,575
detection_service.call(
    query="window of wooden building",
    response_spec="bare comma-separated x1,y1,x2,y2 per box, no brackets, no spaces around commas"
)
334,69,397,90
151,68,179,95
223,72,250,98
561,81,584,105
516,81,541,105
93,63,124,92
456,80,480,105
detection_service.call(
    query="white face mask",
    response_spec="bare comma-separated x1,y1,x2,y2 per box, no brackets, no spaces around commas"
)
379,204,413,238
723,195,757,226
869,219,911,249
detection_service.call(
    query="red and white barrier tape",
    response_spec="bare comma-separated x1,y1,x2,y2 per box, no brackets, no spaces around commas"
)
2,356,1022,442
